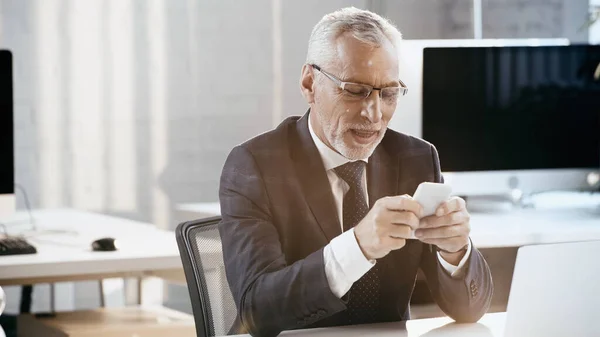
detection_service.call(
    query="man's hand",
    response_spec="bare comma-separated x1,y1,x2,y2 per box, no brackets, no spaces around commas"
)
415,196,471,265
354,195,423,260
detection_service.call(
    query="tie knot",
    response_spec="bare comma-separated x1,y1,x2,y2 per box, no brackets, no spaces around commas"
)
334,161,366,187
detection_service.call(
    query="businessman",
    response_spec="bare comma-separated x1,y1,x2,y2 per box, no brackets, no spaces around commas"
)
219,7,493,337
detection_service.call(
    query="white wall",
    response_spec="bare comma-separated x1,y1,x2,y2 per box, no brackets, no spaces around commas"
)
482,0,588,42
383,0,474,39
1,0,276,228
0,0,276,314
591,0,600,44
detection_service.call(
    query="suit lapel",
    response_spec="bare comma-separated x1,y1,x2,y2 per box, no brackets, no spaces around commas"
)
291,111,342,241
367,139,399,207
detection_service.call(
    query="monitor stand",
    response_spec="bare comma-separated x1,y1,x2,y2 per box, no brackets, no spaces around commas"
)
0,194,15,221
463,189,542,213
463,193,518,213
507,189,536,209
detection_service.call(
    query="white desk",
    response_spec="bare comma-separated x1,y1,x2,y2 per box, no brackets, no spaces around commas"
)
0,209,184,285
228,312,506,337
176,202,220,222
176,193,600,249
0,209,184,291
469,206,600,248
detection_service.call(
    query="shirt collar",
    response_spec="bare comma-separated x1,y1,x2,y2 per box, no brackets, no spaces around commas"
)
308,112,369,171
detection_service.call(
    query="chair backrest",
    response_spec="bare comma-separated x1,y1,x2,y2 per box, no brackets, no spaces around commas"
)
176,216,237,337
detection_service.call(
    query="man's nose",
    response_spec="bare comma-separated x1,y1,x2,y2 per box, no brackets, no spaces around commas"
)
361,90,382,124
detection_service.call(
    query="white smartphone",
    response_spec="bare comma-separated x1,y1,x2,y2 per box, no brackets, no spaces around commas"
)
408,182,452,239
413,182,453,217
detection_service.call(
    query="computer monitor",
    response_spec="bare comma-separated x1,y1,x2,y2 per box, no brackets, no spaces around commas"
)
421,44,600,197
0,50,15,218
390,39,570,139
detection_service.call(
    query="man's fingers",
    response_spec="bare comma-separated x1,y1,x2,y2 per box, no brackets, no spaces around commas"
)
386,223,413,239
420,211,470,228
379,195,423,218
388,211,420,229
415,223,468,240
435,196,466,216
381,235,407,251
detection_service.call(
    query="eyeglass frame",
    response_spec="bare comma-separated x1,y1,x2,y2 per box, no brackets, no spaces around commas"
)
309,64,408,101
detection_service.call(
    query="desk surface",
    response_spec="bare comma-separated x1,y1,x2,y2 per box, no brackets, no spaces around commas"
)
470,206,600,248
0,209,183,284
177,202,221,215
228,312,506,337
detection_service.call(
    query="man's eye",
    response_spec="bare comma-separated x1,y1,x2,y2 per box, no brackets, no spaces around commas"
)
381,88,400,102
344,84,370,97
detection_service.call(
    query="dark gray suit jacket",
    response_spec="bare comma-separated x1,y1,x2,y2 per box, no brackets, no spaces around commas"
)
219,112,493,337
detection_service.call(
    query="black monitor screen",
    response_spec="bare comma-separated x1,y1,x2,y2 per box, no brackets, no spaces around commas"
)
0,50,14,194
422,45,600,172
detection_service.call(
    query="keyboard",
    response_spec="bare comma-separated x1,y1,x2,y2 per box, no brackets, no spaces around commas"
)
0,236,37,256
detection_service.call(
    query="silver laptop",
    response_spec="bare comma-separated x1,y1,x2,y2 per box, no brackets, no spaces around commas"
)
504,240,600,337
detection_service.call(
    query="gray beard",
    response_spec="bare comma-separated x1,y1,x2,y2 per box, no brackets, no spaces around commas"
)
327,128,386,160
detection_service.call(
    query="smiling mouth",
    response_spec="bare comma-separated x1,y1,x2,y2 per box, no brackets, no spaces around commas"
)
350,129,379,143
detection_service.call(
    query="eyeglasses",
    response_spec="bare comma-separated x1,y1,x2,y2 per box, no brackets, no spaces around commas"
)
310,64,408,105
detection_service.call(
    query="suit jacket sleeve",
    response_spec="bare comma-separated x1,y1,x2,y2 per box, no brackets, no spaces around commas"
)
419,145,494,323
219,146,347,337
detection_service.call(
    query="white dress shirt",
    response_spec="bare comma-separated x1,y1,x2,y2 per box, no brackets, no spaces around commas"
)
308,114,472,298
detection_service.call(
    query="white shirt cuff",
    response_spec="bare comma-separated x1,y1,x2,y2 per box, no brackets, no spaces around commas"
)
437,240,472,278
323,228,375,298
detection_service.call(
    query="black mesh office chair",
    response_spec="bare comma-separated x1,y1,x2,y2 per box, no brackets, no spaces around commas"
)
176,216,238,337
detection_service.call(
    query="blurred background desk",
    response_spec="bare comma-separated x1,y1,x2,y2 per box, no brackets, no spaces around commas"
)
176,202,220,223
0,209,184,309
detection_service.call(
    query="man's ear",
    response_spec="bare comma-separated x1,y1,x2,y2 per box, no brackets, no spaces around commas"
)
300,64,316,104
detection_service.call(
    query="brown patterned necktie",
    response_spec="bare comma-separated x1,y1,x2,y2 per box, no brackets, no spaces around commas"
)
334,161,381,325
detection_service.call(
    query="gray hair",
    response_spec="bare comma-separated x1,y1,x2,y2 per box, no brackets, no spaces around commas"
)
306,7,402,69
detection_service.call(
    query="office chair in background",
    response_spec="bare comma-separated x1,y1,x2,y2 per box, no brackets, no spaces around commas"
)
176,216,237,337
